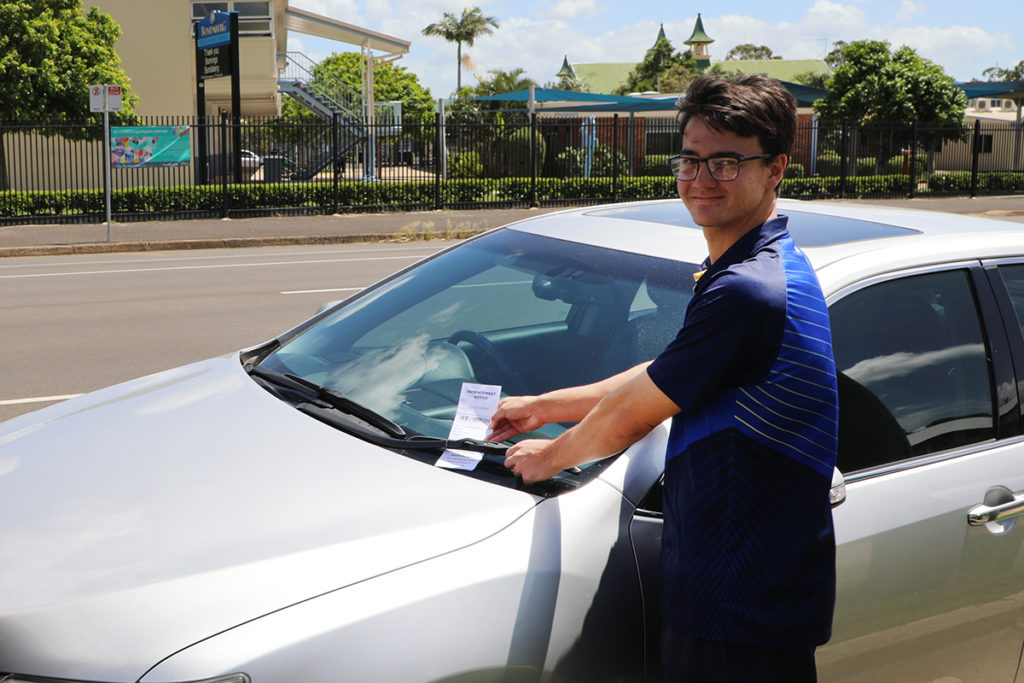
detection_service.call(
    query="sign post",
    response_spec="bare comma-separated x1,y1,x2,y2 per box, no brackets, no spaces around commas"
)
90,84,122,242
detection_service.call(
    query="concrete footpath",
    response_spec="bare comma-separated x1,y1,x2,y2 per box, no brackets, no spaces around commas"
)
1,195,1023,258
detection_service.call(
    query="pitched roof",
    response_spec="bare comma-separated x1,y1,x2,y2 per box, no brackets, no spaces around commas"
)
572,63,637,94
717,59,830,82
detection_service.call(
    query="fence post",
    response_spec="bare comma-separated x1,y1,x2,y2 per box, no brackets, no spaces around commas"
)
332,112,340,215
434,111,443,210
530,112,538,208
908,119,919,199
839,118,849,199
970,119,981,197
612,114,620,202
220,111,229,218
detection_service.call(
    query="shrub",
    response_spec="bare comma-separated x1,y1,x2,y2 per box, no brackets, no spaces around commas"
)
554,142,627,177
786,163,806,179
815,150,842,176
506,128,545,176
447,151,483,179
641,154,673,177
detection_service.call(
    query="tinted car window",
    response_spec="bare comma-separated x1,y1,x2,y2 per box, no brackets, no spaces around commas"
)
829,269,995,472
996,263,1024,341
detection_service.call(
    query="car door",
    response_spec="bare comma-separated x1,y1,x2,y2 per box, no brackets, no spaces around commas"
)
629,262,1024,682
819,263,1024,682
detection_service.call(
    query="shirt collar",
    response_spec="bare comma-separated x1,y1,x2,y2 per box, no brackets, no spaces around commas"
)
692,215,790,295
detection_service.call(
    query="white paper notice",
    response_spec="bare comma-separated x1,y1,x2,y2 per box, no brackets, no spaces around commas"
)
436,382,502,470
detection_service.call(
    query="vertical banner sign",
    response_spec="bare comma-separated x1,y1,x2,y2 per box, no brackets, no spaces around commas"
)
194,11,241,185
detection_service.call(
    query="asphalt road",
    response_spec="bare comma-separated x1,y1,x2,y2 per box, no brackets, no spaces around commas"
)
0,241,451,424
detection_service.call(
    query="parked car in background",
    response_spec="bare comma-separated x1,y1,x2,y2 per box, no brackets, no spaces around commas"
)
2,199,1024,682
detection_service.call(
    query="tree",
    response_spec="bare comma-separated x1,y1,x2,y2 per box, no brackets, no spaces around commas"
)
824,41,849,71
312,52,434,124
725,44,779,60
280,51,434,127
814,40,966,165
982,60,1024,82
421,7,499,94
0,0,136,187
616,36,696,95
792,71,828,89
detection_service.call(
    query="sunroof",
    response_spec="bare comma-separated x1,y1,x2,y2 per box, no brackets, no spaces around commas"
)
589,203,920,247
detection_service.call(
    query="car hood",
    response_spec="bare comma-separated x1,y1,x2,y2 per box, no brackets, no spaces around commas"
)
0,356,535,681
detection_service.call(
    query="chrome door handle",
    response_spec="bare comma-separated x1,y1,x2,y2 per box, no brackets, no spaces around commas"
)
968,487,1024,526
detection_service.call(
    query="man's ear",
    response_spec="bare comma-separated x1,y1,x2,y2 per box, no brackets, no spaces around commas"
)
768,153,788,191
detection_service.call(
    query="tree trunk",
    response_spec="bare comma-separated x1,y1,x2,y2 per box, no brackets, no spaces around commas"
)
457,43,462,92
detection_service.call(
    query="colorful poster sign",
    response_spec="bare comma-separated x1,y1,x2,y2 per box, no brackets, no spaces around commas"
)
110,126,192,168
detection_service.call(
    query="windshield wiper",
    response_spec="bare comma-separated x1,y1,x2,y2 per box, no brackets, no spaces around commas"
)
246,364,407,439
295,402,509,456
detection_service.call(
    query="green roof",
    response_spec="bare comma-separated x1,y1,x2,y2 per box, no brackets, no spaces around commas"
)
557,55,576,79
572,63,636,94
717,59,830,82
686,14,713,44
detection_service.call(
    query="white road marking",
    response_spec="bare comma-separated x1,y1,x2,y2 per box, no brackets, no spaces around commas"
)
0,255,424,280
281,287,363,295
0,245,442,271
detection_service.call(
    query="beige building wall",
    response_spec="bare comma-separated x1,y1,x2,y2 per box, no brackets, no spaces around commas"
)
83,0,282,118
934,115,1024,172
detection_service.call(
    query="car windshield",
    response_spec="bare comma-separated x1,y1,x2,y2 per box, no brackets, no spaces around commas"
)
259,229,699,485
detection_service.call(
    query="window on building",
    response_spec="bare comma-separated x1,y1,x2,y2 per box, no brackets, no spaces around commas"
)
192,1,272,37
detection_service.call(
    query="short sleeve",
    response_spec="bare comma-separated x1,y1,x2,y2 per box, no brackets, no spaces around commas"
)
647,267,786,415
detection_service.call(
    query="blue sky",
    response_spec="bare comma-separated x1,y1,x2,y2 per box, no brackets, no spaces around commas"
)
288,0,1022,98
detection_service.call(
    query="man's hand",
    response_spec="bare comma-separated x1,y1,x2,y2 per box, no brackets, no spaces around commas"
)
503,438,565,484
488,395,547,442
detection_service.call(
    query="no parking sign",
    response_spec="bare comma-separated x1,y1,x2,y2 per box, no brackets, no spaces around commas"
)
89,84,122,113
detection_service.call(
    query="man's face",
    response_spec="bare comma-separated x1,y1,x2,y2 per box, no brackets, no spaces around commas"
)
676,117,786,234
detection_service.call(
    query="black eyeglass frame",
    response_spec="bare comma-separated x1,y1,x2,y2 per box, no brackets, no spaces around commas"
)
668,153,774,181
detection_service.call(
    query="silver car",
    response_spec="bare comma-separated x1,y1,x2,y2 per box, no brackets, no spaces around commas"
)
2,199,1024,682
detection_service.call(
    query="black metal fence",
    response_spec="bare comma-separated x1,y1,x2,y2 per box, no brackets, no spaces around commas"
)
1,112,1021,225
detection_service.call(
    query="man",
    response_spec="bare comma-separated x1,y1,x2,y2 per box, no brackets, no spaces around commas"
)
489,74,838,682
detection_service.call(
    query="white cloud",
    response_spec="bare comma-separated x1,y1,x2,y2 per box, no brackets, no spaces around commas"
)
541,0,604,21
896,0,923,23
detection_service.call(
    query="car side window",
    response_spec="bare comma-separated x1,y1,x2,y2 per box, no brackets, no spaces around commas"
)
995,263,1024,340
829,269,995,472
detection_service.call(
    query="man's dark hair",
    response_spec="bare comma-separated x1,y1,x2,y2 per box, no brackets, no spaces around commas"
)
676,74,797,158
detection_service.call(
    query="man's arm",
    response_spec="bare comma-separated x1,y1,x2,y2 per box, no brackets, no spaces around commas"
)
503,369,680,484
488,362,652,443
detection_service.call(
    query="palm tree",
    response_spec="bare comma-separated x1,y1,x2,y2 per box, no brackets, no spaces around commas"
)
422,7,500,93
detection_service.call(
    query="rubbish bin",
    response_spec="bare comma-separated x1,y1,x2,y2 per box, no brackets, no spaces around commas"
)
263,156,284,183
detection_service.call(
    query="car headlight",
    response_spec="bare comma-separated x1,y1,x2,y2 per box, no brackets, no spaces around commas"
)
1,675,248,683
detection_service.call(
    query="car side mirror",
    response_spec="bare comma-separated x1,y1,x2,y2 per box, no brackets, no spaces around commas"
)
830,467,847,508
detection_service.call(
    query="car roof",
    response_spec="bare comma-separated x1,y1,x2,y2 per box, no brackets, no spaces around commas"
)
505,199,1024,295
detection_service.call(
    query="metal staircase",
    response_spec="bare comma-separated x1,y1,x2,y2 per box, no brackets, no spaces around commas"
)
277,52,403,181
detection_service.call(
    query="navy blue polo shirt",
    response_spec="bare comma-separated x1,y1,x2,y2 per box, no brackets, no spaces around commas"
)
647,215,838,648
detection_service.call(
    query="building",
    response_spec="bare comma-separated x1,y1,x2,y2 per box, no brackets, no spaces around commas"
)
82,0,411,119
2,1,411,192
559,15,830,96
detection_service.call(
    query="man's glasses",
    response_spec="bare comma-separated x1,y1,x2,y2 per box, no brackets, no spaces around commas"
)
669,153,773,181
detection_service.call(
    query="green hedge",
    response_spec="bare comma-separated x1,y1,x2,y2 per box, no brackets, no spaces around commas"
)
1,171,1020,220
927,171,1024,194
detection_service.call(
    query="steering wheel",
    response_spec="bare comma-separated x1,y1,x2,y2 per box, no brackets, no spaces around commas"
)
447,330,528,396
